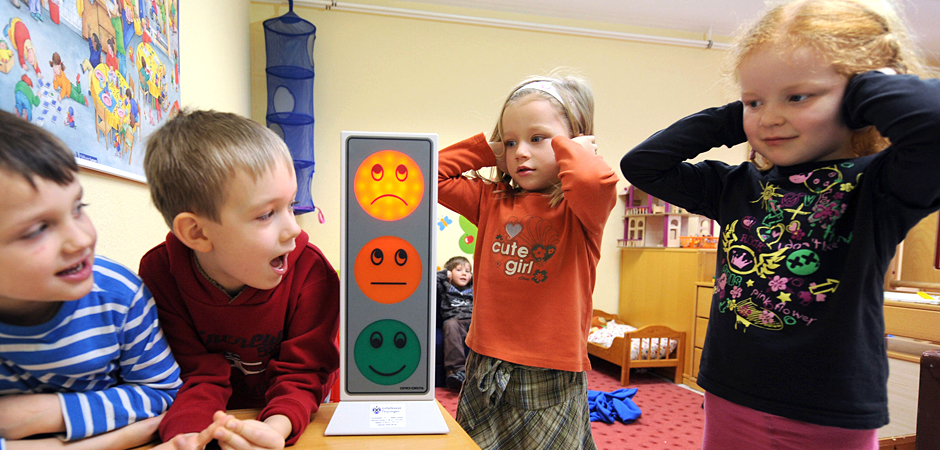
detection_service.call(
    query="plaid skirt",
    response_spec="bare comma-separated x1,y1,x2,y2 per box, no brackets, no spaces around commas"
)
455,350,597,450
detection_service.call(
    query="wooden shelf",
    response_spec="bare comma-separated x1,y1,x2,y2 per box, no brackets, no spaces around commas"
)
884,300,940,343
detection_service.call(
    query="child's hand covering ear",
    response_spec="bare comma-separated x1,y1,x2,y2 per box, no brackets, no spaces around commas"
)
490,141,507,173
572,135,598,154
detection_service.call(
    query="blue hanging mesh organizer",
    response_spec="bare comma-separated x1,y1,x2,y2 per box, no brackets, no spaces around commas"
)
264,2,318,215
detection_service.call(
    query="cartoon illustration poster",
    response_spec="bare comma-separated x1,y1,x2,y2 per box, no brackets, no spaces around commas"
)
1,0,180,182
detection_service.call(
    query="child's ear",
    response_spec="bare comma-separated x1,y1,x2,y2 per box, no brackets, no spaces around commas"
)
172,213,213,253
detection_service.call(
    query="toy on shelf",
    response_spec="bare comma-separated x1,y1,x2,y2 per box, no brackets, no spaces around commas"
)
618,186,717,248
679,236,718,248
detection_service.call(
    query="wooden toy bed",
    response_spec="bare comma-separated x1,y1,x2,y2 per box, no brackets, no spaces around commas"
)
587,309,686,386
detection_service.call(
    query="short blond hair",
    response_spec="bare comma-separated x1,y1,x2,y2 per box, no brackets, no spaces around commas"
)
730,0,931,168
488,70,595,207
144,109,294,227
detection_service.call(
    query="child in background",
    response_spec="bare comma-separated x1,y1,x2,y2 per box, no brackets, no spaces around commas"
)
436,255,473,391
83,29,102,73
49,52,87,106
0,39,13,69
438,72,619,449
126,87,138,129
140,110,340,450
621,1,940,448
104,37,118,72
0,109,181,449
65,106,76,128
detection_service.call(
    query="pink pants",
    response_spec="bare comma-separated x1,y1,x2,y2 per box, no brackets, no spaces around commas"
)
702,392,878,450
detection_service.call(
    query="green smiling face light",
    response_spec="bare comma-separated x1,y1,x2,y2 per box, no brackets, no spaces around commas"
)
354,319,421,385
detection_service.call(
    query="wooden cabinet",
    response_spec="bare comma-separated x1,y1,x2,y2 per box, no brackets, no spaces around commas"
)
884,301,940,360
618,247,715,386
81,0,116,48
619,235,940,390
689,284,713,391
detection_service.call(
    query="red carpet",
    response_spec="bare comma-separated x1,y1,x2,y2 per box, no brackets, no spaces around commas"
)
435,356,705,449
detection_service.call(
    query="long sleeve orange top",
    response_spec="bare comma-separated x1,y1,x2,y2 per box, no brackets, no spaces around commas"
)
438,133,618,372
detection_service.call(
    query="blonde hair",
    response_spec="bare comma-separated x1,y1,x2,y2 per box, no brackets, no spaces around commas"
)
144,109,294,227
730,0,930,169
484,70,594,207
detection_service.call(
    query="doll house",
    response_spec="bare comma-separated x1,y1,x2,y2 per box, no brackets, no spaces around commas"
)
619,186,717,248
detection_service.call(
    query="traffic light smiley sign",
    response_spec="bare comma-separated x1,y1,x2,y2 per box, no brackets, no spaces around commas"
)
342,133,437,397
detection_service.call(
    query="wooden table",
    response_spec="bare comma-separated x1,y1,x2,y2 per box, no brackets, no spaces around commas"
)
89,63,132,134
134,400,480,449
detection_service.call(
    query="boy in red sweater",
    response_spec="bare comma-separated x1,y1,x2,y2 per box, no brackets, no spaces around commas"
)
139,109,339,450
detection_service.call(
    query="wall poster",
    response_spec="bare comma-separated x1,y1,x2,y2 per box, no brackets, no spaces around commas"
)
2,0,180,182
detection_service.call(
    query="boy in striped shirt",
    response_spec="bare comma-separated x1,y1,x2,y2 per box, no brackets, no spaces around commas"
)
0,110,181,449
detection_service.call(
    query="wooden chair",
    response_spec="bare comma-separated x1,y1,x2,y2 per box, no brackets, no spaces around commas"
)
129,77,138,109
122,126,135,163
138,67,151,109
94,100,109,143
119,78,140,162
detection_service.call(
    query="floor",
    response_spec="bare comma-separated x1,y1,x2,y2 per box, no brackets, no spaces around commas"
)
436,358,706,450
433,354,921,448
880,357,920,439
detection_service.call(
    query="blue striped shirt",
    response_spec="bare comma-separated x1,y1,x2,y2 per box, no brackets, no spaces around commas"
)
0,256,181,441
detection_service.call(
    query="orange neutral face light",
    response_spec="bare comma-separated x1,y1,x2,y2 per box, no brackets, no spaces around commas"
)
354,235,422,304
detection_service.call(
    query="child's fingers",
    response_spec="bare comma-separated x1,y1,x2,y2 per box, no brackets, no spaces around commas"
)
573,135,596,145
216,419,285,450
194,424,219,446
572,135,598,154
170,432,207,450
214,424,277,450
185,415,229,449
213,426,251,450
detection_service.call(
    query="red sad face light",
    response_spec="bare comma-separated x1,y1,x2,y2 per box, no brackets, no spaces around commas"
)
354,150,425,221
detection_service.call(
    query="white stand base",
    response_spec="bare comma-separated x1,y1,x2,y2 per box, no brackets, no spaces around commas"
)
323,400,449,436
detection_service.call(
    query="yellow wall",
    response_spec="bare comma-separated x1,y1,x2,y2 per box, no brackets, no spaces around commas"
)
80,0,252,274
248,1,743,313
80,0,745,316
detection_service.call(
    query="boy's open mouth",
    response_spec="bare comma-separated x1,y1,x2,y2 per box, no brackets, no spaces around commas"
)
57,260,86,276
270,254,287,270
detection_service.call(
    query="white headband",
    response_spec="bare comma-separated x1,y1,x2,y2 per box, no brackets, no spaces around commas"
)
517,80,565,106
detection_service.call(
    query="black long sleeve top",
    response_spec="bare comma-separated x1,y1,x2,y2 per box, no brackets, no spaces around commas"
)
621,71,940,429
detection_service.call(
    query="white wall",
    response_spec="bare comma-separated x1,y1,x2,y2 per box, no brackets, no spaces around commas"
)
83,0,745,315
249,1,744,313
